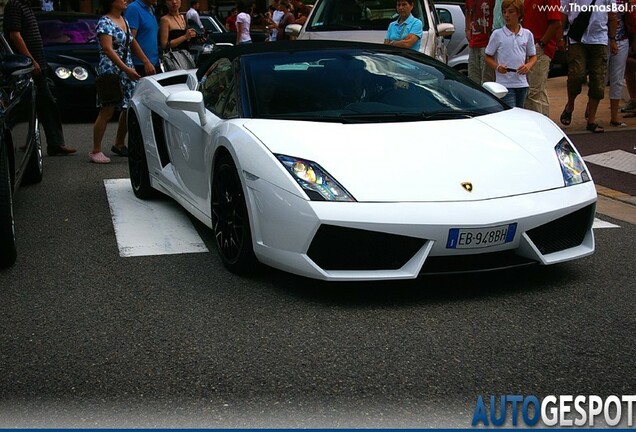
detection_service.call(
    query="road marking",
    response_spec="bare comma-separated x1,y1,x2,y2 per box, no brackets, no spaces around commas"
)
584,150,636,175
593,218,620,229
104,179,209,257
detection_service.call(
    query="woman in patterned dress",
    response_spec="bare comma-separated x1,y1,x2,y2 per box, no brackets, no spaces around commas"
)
91,0,154,164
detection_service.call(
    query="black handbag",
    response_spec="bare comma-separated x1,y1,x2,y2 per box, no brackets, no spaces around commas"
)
95,73,123,105
95,20,130,106
567,0,596,42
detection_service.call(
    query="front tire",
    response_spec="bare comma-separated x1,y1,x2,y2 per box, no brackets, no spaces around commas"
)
211,154,256,274
127,111,156,199
0,139,17,268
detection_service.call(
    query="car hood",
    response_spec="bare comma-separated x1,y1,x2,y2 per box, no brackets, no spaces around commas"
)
244,109,571,202
44,43,99,68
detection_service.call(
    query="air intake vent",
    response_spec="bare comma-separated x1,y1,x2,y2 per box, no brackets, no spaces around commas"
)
526,204,595,255
307,225,425,271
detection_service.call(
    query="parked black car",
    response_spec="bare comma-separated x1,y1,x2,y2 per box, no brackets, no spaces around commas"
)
0,34,43,268
34,12,100,116
196,14,269,45
191,15,269,66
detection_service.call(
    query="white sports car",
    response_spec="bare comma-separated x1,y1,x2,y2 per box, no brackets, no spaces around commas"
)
127,41,596,281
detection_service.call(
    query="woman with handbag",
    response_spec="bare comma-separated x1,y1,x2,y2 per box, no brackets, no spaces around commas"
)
159,0,197,52
92,0,154,164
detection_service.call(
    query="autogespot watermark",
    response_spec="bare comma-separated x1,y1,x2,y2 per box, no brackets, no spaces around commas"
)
471,394,636,427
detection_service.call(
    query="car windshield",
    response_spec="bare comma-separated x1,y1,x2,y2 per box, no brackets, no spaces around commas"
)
38,19,98,45
242,49,505,122
200,16,225,33
307,0,428,32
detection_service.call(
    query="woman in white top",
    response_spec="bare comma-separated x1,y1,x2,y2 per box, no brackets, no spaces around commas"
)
485,0,537,107
235,1,252,45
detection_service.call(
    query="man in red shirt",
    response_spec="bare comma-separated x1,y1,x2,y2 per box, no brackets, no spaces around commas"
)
465,0,496,84
225,7,238,32
523,0,562,115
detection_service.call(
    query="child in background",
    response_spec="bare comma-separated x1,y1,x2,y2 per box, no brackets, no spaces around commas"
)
485,0,537,107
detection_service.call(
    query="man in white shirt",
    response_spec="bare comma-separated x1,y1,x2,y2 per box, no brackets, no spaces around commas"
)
185,0,204,33
266,0,284,41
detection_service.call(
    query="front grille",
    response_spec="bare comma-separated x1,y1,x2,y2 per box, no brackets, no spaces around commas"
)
526,204,595,255
307,225,425,271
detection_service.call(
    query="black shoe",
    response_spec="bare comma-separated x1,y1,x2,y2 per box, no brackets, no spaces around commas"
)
47,145,77,156
111,145,128,157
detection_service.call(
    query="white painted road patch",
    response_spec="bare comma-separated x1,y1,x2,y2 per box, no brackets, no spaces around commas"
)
592,218,621,229
104,179,209,257
584,150,636,175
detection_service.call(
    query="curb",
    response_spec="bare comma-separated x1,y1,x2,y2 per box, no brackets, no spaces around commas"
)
596,185,636,207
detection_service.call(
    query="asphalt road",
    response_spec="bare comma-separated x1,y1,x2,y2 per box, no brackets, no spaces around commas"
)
1,121,635,428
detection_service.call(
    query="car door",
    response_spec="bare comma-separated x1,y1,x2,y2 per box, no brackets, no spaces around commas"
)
0,35,36,186
162,58,236,211
425,0,448,62
436,4,469,72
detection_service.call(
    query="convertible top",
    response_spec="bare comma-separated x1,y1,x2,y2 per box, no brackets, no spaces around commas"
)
196,40,422,79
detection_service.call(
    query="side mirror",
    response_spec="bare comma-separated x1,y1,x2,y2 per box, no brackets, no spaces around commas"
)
285,23,302,37
1,54,34,77
482,81,509,99
437,23,455,38
166,90,207,126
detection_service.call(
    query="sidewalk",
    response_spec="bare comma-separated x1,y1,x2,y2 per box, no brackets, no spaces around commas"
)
546,75,636,133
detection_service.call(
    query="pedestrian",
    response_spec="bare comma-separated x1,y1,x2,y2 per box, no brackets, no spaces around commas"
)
290,0,311,25
124,0,159,77
465,0,496,84
485,0,537,107
621,0,636,113
3,0,77,156
160,0,197,51
559,0,617,133
235,1,252,45
92,0,153,163
606,0,631,126
523,0,562,115
225,7,238,32
274,0,295,41
185,0,205,33
265,0,284,41
383,0,423,51
41,0,54,11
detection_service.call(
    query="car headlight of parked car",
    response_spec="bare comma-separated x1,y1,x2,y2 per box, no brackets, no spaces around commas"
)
555,138,590,186
55,66,89,81
276,154,356,202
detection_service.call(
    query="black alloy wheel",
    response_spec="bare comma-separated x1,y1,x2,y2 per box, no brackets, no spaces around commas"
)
23,116,43,185
211,154,256,274
0,139,17,268
127,111,156,199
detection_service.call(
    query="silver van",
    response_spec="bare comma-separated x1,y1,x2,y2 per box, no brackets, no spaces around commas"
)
286,0,454,62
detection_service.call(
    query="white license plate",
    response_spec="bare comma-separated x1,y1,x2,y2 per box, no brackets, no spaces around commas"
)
446,223,517,249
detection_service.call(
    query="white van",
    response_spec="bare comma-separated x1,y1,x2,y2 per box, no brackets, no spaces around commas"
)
286,0,454,63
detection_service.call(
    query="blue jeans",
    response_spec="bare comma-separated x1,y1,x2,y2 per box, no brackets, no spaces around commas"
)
502,87,529,108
